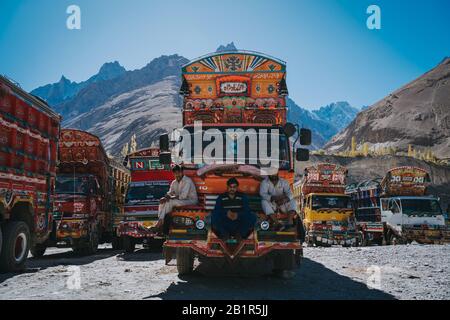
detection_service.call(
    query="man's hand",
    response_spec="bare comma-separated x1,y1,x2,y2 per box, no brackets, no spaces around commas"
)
227,210,238,221
159,194,171,204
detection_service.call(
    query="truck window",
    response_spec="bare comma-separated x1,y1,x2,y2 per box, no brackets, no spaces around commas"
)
311,195,351,210
400,199,443,216
56,176,91,195
126,184,170,203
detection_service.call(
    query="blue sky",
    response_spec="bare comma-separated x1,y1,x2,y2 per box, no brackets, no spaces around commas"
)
1,0,449,109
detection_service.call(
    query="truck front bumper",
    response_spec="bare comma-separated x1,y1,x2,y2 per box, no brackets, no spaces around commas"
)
118,221,160,239
308,229,358,246
402,225,450,244
165,229,301,259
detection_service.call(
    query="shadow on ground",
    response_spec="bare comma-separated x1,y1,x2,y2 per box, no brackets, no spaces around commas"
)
0,248,119,283
117,248,163,262
145,257,396,300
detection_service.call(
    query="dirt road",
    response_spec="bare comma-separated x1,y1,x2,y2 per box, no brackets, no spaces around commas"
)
0,244,448,300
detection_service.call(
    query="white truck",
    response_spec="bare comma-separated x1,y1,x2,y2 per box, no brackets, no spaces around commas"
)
379,167,449,244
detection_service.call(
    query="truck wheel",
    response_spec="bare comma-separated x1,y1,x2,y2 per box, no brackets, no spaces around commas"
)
388,232,405,245
0,221,30,272
176,247,194,275
294,248,303,267
111,236,122,250
73,227,99,256
30,243,47,258
123,236,135,253
86,227,99,255
273,249,295,272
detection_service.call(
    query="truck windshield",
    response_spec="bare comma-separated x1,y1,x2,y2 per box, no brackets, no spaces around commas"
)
56,176,92,195
172,126,290,169
126,184,169,203
401,199,442,215
312,195,351,210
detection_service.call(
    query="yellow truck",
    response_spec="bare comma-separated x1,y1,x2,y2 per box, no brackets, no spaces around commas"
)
294,163,358,247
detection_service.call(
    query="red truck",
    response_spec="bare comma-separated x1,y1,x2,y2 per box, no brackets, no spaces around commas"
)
43,129,115,255
118,148,174,253
0,75,60,271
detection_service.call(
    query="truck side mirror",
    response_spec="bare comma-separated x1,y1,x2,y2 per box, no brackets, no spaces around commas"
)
160,134,169,151
159,152,172,165
299,128,312,146
283,122,296,138
296,148,309,161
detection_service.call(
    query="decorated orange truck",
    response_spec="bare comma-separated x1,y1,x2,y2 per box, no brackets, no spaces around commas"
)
378,166,449,244
159,50,311,275
117,147,173,252
293,163,358,247
0,75,60,271
41,129,117,255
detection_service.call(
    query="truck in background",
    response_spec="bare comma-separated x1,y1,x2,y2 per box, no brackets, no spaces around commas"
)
118,147,173,253
0,75,60,271
45,129,115,255
109,156,131,250
379,166,449,244
294,163,358,247
345,179,385,246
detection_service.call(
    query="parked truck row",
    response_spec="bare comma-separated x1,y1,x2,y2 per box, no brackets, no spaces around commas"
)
2,49,449,277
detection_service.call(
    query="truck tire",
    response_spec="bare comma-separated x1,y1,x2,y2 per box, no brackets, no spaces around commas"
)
123,236,135,253
294,248,303,267
176,247,194,275
273,249,295,272
30,243,47,258
0,221,30,272
111,236,122,250
73,226,99,256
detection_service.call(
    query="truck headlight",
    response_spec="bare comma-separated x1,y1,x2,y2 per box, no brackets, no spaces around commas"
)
195,219,205,230
260,221,270,231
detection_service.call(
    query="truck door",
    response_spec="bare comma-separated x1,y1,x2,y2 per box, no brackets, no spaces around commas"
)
388,198,402,233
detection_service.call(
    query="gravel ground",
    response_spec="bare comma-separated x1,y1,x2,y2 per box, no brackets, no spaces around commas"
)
0,243,448,300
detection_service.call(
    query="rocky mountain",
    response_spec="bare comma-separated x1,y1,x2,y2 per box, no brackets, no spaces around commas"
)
65,76,183,155
287,98,359,149
31,61,126,108
216,42,238,52
312,102,359,131
325,57,450,158
31,43,359,155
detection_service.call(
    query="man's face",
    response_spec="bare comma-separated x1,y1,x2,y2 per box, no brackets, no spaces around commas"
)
269,174,279,184
227,183,238,196
174,170,183,181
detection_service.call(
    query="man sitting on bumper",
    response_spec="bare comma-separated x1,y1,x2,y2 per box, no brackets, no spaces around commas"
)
260,169,297,228
211,178,257,240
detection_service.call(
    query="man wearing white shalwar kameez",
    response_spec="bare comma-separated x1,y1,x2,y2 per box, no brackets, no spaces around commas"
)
156,165,198,230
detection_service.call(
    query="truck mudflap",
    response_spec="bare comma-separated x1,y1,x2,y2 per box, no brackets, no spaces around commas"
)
118,221,158,239
402,225,450,244
164,230,301,259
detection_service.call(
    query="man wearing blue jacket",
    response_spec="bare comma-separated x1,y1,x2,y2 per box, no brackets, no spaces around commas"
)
211,178,257,240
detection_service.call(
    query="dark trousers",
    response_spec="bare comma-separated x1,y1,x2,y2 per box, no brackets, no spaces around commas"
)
212,211,257,239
